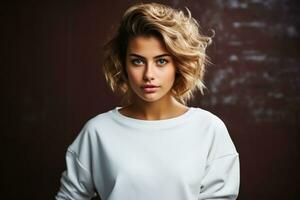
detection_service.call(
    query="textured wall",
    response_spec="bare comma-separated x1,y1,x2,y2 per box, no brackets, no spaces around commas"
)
3,0,299,199
196,0,300,124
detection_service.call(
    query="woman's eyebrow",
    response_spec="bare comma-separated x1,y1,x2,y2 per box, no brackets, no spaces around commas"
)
129,53,171,59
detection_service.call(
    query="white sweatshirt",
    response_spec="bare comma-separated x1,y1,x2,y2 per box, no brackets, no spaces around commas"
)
56,106,240,200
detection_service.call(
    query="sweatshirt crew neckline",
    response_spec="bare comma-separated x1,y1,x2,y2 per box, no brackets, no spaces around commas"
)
110,106,197,130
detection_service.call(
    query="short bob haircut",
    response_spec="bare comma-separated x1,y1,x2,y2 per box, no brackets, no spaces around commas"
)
102,2,213,106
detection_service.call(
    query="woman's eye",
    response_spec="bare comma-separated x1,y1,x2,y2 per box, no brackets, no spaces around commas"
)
131,59,144,65
157,58,168,65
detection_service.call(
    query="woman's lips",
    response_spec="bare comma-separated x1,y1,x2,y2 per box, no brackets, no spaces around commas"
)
142,86,160,93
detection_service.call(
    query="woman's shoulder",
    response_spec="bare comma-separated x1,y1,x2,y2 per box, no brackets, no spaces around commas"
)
68,107,117,150
192,107,238,156
82,107,117,130
191,107,226,125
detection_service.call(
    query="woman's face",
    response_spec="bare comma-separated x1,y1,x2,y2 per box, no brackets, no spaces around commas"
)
125,35,176,103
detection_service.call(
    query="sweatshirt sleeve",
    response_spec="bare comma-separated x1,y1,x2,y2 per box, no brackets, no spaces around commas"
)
198,153,240,200
198,114,240,199
55,122,98,200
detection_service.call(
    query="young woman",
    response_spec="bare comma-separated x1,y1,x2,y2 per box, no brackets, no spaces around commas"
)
56,2,240,200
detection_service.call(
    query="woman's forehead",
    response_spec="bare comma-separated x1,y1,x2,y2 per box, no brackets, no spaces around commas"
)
127,35,169,56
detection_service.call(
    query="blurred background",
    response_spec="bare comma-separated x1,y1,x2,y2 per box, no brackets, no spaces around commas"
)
2,0,300,199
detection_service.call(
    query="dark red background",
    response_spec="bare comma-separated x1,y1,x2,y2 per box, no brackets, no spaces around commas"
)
3,0,300,199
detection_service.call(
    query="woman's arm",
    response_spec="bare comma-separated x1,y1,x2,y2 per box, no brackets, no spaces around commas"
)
198,114,240,199
55,121,99,200
55,149,97,200
198,153,240,200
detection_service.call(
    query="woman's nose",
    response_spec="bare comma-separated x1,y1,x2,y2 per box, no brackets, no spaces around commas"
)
143,63,155,80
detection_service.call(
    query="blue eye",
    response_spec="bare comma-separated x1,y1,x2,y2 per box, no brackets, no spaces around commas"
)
157,58,168,65
131,59,144,65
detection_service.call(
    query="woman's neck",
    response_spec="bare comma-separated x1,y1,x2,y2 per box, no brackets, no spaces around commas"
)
120,96,189,120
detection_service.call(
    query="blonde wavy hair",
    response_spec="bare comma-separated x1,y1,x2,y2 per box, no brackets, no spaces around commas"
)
102,2,213,106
